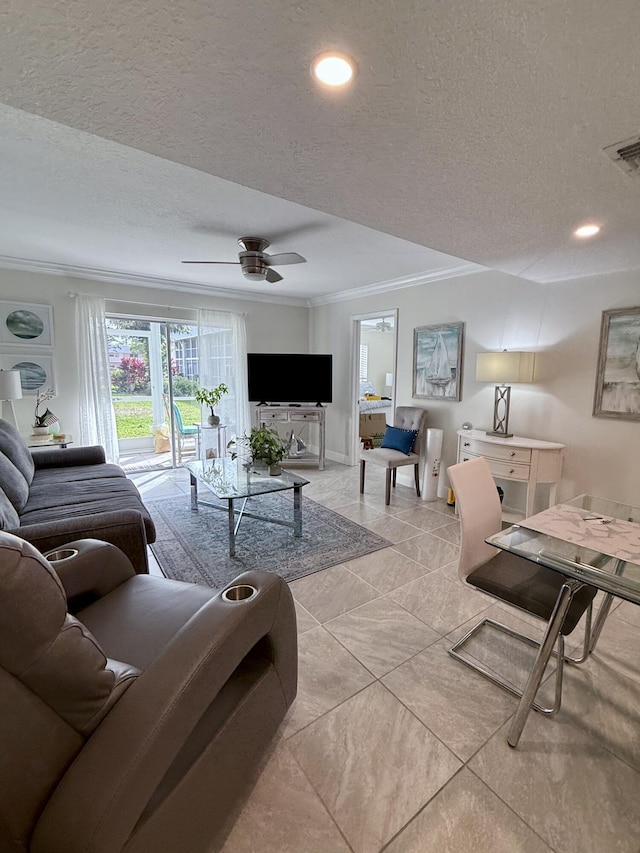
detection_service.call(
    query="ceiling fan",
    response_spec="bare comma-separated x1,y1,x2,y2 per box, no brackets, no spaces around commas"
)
182,236,306,283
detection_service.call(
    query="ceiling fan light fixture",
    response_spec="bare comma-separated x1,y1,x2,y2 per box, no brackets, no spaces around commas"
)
311,52,355,87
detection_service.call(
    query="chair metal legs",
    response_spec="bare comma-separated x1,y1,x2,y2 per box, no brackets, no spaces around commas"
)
449,590,594,747
449,618,566,716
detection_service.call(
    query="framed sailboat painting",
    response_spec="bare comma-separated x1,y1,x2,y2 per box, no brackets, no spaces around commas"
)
593,306,640,421
413,322,464,401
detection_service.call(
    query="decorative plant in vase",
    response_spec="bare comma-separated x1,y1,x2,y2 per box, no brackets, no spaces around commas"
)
195,383,229,425
229,425,289,475
33,389,57,435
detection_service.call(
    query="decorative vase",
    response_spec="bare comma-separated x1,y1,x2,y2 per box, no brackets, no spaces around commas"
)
33,426,49,436
207,413,220,426
269,463,282,476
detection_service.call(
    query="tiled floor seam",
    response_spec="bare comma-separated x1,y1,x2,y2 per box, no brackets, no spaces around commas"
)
280,739,357,853
464,765,561,853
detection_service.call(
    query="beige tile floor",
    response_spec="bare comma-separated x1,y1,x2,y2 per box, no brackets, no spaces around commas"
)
129,460,640,853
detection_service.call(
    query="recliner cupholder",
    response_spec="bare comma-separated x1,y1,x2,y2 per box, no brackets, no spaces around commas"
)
222,584,257,602
45,548,79,562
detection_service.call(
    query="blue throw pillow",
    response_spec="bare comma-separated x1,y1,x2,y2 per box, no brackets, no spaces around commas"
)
381,425,418,455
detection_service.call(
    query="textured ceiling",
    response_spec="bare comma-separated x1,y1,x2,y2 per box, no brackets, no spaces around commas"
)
1,0,639,300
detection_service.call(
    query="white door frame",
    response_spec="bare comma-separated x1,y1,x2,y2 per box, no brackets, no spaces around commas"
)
348,309,398,466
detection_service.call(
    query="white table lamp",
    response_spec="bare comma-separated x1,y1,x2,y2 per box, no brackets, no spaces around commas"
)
476,351,535,438
0,369,23,429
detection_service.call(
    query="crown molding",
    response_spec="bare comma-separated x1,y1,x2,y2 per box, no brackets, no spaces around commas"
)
0,255,483,308
308,263,483,306
0,255,309,307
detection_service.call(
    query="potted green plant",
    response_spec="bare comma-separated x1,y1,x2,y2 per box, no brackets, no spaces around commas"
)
195,383,229,425
230,425,289,475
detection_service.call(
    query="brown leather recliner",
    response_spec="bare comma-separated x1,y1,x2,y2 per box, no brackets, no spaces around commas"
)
0,531,297,853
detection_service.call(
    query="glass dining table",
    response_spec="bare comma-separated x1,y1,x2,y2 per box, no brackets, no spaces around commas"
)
486,494,640,747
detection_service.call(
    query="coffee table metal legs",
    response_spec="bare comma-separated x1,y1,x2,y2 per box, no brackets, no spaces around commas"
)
228,498,235,557
190,472,198,509
293,484,303,537
191,472,303,556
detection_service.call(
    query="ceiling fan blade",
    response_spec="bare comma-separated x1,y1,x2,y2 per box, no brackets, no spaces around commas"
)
265,268,283,283
181,260,240,265
264,252,306,266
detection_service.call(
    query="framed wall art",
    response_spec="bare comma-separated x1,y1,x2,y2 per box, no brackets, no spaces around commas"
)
593,306,640,421
0,301,54,347
413,322,464,401
0,354,56,396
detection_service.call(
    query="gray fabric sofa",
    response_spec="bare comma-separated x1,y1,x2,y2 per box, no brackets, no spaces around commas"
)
0,419,155,573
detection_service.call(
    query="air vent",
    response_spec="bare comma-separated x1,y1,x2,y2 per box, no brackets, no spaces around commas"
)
603,135,640,178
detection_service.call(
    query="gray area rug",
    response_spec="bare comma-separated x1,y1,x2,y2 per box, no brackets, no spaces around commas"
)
148,491,391,586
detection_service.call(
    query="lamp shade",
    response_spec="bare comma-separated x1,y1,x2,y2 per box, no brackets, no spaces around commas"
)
476,351,535,384
0,369,22,401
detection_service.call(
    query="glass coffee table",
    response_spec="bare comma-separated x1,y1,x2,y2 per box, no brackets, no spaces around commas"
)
184,458,310,556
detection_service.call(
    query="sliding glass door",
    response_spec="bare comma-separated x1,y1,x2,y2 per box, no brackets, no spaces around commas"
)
106,318,200,471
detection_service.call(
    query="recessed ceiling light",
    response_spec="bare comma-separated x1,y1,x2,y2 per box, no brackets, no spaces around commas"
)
311,52,356,87
574,224,601,238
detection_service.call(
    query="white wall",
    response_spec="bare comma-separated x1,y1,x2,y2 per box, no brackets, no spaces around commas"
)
312,268,640,506
0,268,309,439
3,264,639,508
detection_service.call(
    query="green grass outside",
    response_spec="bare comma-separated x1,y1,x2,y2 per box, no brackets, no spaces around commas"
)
113,399,201,439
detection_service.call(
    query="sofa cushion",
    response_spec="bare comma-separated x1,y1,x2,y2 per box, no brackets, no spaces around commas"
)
0,488,20,529
0,450,30,511
0,420,35,484
31,463,127,486
20,478,156,541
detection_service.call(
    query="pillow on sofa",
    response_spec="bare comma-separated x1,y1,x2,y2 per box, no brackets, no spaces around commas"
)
0,486,20,529
380,425,418,455
0,419,35,484
0,450,29,512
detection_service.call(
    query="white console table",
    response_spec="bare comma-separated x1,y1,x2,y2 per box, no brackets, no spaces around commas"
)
456,429,564,519
254,406,326,470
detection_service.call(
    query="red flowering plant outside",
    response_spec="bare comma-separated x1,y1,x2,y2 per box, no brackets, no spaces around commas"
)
112,355,150,394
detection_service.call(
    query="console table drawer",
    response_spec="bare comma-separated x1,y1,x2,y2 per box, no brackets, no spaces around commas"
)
460,452,530,482
290,412,321,422
260,411,289,422
458,438,531,464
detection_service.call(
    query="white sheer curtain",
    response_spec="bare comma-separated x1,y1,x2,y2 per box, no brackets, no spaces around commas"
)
75,294,120,462
197,308,250,442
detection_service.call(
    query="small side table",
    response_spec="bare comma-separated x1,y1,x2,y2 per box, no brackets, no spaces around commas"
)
196,424,227,460
27,434,74,449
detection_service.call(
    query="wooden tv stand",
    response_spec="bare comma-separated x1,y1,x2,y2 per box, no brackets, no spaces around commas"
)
254,405,326,470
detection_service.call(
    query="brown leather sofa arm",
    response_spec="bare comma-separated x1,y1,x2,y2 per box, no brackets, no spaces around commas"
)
31,445,107,469
32,571,297,853
48,539,137,606
10,510,150,574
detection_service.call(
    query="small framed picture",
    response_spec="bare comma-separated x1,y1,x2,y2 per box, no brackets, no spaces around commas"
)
593,306,640,421
413,322,464,401
0,301,54,347
0,354,56,395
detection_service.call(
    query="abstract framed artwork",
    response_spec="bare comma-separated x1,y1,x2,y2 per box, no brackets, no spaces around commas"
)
413,322,464,401
0,354,56,396
0,301,54,347
593,306,640,421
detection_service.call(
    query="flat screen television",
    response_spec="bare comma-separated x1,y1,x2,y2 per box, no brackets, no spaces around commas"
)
247,353,333,405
